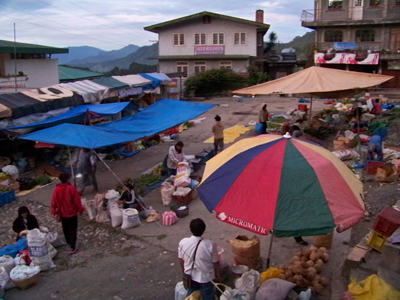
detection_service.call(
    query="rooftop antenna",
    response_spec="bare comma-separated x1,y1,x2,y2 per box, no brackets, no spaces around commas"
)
13,23,17,92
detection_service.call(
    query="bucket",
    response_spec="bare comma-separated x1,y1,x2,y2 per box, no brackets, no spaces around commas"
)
231,265,249,278
313,232,334,249
298,104,307,112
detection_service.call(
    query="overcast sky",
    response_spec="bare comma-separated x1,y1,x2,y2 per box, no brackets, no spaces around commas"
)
0,0,314,51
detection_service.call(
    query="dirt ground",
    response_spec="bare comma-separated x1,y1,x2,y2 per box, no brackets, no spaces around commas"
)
0,95,389,300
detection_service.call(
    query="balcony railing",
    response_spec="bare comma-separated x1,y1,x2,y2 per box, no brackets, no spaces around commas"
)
301,4,400,23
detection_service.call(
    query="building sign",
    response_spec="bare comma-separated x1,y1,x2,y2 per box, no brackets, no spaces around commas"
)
267,54,297,62
333,42,356,50
194,46,224,55
314,53,379,65
0,76,28,93
118,87,143,98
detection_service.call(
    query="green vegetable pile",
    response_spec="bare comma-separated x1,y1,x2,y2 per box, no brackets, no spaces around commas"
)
105,153,121,161
271,116,288,123
34,175,51,186
0,187,12,193
133,174,162,187
267,123,282,130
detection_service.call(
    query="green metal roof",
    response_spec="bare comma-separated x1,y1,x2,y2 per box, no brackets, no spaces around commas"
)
157,55,251,61
0,39,69,54
59,65,103,83
144,11,270,33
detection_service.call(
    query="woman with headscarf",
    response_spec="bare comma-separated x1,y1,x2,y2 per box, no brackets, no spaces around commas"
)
12,206,40,238
258,104,269,134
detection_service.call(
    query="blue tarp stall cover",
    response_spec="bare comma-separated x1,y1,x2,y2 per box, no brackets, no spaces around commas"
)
20,99,216,149
5,102,136,130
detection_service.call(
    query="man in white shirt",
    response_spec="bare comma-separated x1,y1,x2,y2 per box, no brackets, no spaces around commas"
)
178,218,220,300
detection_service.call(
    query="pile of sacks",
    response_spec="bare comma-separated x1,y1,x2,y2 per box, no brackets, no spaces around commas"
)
0,227,64,292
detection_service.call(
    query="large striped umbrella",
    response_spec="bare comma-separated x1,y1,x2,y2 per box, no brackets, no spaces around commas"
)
198,134,365,238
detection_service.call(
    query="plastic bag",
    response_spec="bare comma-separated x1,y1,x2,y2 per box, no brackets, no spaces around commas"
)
47,232,65,248
0,255,15,275
46,241,57,259
95,193,110,223
162,211,178,226
121,208,141,229
220,285,251,300
146,211,161,223
161,182,175,206
175,162,191,187
255,278,296,300
27,229,54,271
0,266,15,290
110,206,123,228
9,265,40,281
175,281,187,300
82,199,97,220
235,269,261,298
14,256,26,266
260,267,284,284
2,165,19,180
348,274,400,300
185,290,201,300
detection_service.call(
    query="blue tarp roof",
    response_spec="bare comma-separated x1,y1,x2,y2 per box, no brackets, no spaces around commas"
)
20,99,216,148
139,73,171,88
6,102,135,130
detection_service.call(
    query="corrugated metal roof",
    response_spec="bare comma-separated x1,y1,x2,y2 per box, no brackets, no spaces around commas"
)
0,39,69,54
59,65,103,82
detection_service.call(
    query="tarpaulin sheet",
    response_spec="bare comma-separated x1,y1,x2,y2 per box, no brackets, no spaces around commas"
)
4,102,135,130
91,77,129,90
233,66,394,98
139,73,172,88
61,80,109,104
0,88,84,119
20,99,216,149
112,75,152,87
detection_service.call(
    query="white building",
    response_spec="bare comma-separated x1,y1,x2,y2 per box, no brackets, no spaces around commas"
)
0,40,68,94
144,10,270,77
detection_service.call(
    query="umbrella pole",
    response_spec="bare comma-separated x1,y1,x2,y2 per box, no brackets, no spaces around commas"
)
94,150,125,187
68,146,76,187
309,94,313,119
266,231,274,268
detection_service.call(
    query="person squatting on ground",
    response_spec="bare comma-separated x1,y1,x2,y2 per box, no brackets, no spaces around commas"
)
76,148,98,195
51,172,84,254
12,206,40,240
212,115,224,154
166,141,186,176
178,218,220,300
258,103,269,134
368,135,383,161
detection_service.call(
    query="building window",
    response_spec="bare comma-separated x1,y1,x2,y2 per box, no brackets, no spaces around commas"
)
213,33,224,45
234,33,246,45
176,62,188,75
173,33,185,46
328,0,343,9
325,30,343,42
219,61,232,70
195,33,206,45
369,0,381,6
194,62,206,73
356,30,375,42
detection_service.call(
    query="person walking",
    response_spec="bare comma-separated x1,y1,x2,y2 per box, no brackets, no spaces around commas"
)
166,141,186,176
76,148,98,195
178,218,220,300
212,115,224,154
258,104,269,134
51,172,84,254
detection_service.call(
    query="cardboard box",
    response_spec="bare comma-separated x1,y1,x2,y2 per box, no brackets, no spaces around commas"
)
337,137,350,143
334,140,347,151
376,166,398,182
347,245,370,263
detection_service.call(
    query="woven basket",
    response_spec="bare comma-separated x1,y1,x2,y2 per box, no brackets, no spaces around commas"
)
12,274,39,290
175,206,189,218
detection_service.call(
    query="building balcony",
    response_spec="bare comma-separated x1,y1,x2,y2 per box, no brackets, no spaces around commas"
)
301,5,400,28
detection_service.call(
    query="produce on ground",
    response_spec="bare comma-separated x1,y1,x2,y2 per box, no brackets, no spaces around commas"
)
276,245,330,293
271,116,289,123
0,187,12,193
133,174,162,187
0,172,9,182
34,175,51,186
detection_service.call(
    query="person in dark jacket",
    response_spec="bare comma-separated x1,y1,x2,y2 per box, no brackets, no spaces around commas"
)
51,172,84,254
12,206,39,238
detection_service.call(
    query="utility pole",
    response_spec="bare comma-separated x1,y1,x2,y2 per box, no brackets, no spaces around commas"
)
14,23,17,92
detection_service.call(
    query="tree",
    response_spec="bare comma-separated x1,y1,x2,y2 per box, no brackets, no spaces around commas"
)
265,32,278,54
247,62,269,86
184,68,247,97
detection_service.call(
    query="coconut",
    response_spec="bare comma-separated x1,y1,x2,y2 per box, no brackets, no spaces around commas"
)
292,256,301,263
314,263,323,274
285,270,293,279
294,265,302,275
301,268,308,277
307,267,316,274
322,253,330,263
293,274,303,282
306,260,315,268
288,265,296,274
309,245,318,252
295,249,303,256
301,255,309,262
297,278,308,288
312,282,324,293
304,248,312,258
301,261,309,269
317,247,327,254
307,271,316,281
287,277,297,284
316,259,324,266
278,264,287,271
310,251,319,261
315,275,321,282
278,274,287,280
320,277,329,287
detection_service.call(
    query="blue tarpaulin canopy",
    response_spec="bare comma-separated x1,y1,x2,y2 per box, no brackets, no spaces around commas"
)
20,99,216,148
5,102,136,130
